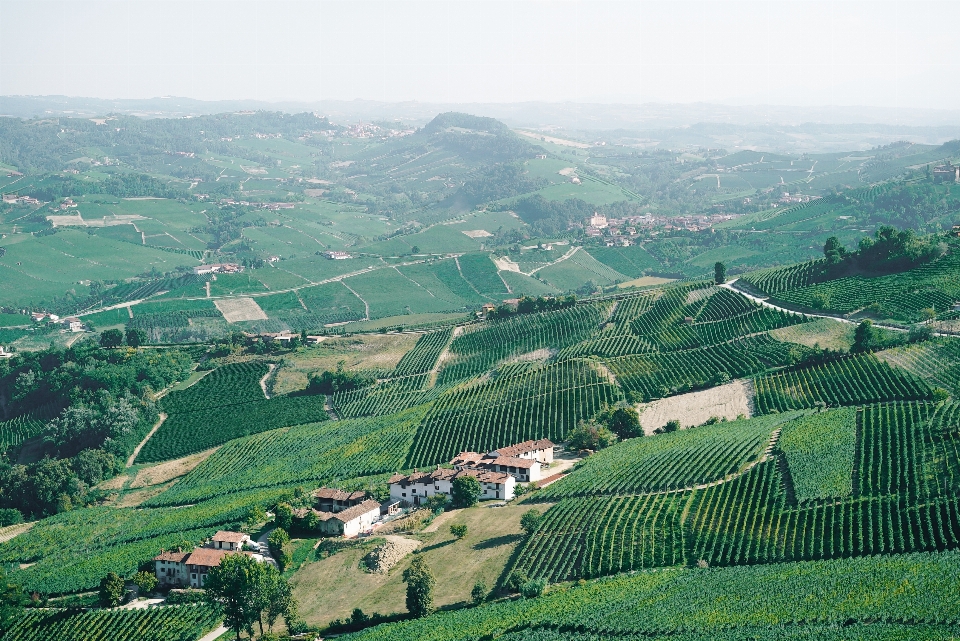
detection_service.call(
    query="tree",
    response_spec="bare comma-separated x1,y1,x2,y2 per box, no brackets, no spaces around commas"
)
450,523,468,540
402,555,435,618
263,567,297,634
425,493,448,513
0,569,27,636
451,475,482,508
204,553,265,640
132,570,157,595
853,319,877,353
714,262,726,285
471,579,487,604
274,503,293,531
567,420,617,451
125,328,147,348
824,236,846,266
99,329,124,349
521,578,547,598
99,571,126,607
605,406,641,439
267,528,289,560
520,509,542,536
506,569,529,592
663,420,681,433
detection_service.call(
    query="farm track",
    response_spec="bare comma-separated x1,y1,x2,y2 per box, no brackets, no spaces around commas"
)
259,364,276,400
722,279,954,337
127,413,167,468
526,246,580,276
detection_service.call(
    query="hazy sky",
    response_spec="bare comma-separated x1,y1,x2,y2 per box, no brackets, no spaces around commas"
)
1,0,957,109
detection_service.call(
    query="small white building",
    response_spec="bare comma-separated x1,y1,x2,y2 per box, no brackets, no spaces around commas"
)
210,530,251,551
0,346,12,360
311,499,383,538
389,467,515,505
488,439,555,464
63,317,84,332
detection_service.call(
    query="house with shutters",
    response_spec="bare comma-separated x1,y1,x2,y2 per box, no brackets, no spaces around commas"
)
153,531,262,588
388,467,515,505
449,438,556,484
294,499,383,538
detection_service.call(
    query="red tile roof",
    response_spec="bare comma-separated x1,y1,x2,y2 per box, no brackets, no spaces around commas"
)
153,550,190,563
489,439,554,458
185,548,233,567
212,531,248,543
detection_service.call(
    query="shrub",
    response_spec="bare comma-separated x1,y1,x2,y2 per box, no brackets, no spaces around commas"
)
450,524,468,540
520,578,547,598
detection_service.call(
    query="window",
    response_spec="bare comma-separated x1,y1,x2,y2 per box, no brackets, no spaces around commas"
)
402,492,407,497
496,491,500,498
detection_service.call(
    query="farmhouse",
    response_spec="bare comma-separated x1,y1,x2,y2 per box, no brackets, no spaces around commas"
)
450,439,554,484
0,346,11,359
314,487,367,513
389,467,515,505
153,530,263,588
295,499,383,538
192,263,243,275
63,317,84,332
323,251,352,260
211,530,251,551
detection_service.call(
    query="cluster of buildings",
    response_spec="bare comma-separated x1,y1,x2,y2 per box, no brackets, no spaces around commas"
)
218,198,296,210
579,210,741,242
323,251,352,260
30,312,84,332
1,194,41,206
153,531,265,589
934,163,960,184
388,439,555,505
293,489,388,538
192,263,243,276
778,192,818,205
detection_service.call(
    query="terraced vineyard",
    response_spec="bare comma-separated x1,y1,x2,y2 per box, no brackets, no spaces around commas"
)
159,361,269,413
511,493,687,582
5,604,220,641
145,407,427,506
535,414,790,500
343,552,960,641
436,302,609,384
137,393,329,462
754,354,932,412
408,359,621,467
878,338,960,393
391,328,452,377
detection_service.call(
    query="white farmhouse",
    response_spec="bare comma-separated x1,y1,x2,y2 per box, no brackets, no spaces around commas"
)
389,467,515,505
298,499,383,538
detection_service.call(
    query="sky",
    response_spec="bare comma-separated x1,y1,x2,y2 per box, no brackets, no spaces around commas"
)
0,0,958,109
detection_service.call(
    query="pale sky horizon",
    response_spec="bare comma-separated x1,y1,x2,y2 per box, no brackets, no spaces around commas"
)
1,0,957,110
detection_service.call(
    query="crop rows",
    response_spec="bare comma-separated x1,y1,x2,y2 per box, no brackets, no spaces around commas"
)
490,624,960,641
342,552,960,641
3,488,288,593
0,414,45,451
778,408,857,502
391,328,452,377
878,338,960,393
159,362,269,414
146,407,426,506
512,494,686,583
754,354,931,413
536,414,788,500
437,303,607,384
769,251,960,321
606,335,797,402
686,460,788,566
409,359,620,467
5,604,220,641
740,260,828,295
333,377,451,418
138,393,328,462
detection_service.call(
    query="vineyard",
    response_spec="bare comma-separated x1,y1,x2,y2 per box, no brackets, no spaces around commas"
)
391,328,453,377
5,604,220,641
878,337,960,393
342,551,960,641
535,414,790,500
778,408,857,501
436,302,609,384
744,248,960,322
515,399,960,582
509,493,687,582
2,487,290,593
407,359,621,468
158,362,270,414
754,354,932,413
145,406,427,507
138,393,329,462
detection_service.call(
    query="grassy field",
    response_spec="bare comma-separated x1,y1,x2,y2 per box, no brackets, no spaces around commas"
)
769,317,855,351
291,502,545,625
